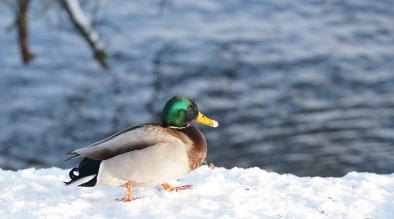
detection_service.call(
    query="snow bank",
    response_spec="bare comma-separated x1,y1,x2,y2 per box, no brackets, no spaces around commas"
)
0,166,393,219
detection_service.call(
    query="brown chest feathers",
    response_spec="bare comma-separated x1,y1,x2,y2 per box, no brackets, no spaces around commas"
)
167,125,207,170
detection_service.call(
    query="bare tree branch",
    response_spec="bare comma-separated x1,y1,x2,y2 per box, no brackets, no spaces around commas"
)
60,0,108,69
17,0,35,64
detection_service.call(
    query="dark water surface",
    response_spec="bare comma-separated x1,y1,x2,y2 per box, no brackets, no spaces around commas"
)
1,0,394,176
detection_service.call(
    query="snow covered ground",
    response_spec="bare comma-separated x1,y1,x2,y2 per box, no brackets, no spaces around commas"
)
0,166,392,219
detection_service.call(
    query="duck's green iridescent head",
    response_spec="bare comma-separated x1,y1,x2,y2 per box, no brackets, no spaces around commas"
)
161,96,219,128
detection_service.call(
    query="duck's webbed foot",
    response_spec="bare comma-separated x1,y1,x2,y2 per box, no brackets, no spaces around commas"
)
116,181,133,202
161,183,192,192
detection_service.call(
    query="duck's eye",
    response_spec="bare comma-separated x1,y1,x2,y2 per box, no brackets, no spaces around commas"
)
187,106,193,110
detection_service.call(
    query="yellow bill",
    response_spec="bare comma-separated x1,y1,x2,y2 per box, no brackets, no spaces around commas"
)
196,112,219,128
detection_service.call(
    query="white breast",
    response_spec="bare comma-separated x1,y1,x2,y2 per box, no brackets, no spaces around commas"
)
96,140,190,187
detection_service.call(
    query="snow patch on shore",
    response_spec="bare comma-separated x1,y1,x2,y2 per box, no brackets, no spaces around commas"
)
0,166,393,219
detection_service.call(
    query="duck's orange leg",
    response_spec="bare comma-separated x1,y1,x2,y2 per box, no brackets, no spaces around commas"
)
161,183,192,192
116,181,133,202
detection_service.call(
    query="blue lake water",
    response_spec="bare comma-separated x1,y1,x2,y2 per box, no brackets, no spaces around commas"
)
0,0,393,176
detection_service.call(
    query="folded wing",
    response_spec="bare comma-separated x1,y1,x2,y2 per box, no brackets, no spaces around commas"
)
66,123,179,161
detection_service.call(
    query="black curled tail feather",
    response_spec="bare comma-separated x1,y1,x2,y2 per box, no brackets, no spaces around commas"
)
64,168,81,185
64,158,101,187
64,168,79,185
69,168,80,180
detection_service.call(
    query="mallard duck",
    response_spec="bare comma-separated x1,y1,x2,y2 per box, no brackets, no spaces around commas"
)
65,96,218,201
